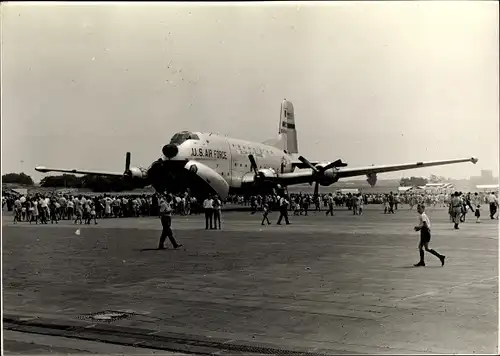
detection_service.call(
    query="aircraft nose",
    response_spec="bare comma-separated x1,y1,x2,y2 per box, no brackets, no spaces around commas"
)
162,144,178,159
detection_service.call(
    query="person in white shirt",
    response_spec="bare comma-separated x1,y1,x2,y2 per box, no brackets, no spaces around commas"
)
325,193,335,216
357,193,364,215
414,204,445,267
39,197,49,224
212,195,222,230
58,196,67,220
103,196,111,218
31,199,39,224
67,199,74,220
472,193,482,208
13,198,22,223
487,192,498,219
74,196,83,224
203,195,214,229
276,194,290,225
158,195,182,249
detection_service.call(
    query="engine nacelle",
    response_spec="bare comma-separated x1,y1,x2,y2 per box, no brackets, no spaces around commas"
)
258,168,278,179
366,173,378,187
319,168,339,186
184,160,230,200
242,168,278,185
128,167,147,179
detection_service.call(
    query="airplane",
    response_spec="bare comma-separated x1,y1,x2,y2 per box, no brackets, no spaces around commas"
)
35,99,478,200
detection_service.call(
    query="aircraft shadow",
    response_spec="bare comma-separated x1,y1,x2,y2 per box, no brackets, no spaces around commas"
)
397,265,444,269
139,248,185,252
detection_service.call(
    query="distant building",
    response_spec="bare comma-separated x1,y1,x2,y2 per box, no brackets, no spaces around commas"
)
476,184,499,192
470,170,499,190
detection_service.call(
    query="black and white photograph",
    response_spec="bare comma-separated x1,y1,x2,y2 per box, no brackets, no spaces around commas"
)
2,1,499,354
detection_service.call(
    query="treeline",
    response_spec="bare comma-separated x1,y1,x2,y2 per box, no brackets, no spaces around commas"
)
2,173,35,186
39,174,144,192
2,173,144,192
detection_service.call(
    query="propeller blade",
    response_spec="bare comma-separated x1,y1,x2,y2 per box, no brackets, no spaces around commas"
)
125,152,131,172
248,155,259,175
322,159,346,171
298,156,319,173
314,182,319,197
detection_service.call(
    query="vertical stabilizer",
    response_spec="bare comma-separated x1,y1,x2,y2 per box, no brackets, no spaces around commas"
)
263,99,299,154
278,99,299,154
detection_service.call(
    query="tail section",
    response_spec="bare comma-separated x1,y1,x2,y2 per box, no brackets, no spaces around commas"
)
263,99,299,154
279,99,298,154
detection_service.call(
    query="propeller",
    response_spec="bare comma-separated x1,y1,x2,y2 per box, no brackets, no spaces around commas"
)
298,156,347,197
124,152,132,178
248,155,265,180
321,159,348,171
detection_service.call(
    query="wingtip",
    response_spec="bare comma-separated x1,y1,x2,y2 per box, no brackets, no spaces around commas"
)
471,157,479,164
35,166,48,172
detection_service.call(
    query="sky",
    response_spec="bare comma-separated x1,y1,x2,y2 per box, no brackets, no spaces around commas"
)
2,1,499,183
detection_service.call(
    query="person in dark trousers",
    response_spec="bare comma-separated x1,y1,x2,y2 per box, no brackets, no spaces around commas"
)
277,194,290,225
213,195,222,229
450,192,462,229
326,193,335,216
488,192,498,219
388,192,395,214
203,194,214,229
414,204,445,267
314,195,321,211
301,195,309,216
158,195,182,250
261,203,271,225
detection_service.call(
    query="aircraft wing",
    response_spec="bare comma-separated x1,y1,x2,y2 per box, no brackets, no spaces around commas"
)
270,157,478,187
35,166,123,177
336,157,478,179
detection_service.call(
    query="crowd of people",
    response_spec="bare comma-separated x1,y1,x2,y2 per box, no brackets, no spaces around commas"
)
2,193,199,225
3,189,498,253
2,189,498,226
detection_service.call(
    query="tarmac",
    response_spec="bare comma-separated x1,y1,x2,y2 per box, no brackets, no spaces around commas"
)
2,205,498,354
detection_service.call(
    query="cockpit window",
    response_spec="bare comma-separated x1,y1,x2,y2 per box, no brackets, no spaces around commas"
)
169,131,199,145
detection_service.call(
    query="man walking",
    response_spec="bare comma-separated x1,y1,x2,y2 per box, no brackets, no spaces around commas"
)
158,194,182,250
277,194,291,225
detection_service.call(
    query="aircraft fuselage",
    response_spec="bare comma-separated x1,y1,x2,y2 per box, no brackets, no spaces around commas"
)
148,131,294,197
